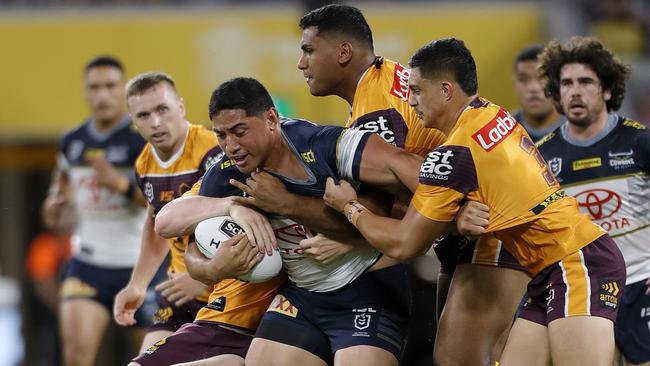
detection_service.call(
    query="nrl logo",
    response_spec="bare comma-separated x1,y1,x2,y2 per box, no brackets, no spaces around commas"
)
352,307,376,330
547,157,562,177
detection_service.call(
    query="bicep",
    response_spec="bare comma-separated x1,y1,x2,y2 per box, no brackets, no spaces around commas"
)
358,134,422,192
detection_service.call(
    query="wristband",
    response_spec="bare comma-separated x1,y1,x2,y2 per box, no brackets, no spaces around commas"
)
343,200,367,226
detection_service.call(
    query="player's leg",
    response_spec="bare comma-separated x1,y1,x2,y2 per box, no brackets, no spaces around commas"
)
246,338,327,366
138,297,206,353
140,330,173,353
334,346,396,366
614,280,650,366
433,264,528,366
59,297,110,366
499,318,551,366
172,354,244,366
548,316,615,366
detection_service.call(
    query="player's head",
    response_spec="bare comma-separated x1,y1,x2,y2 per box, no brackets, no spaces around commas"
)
84,56,126,123
408,38,478,130
208,77,279,174
297,4,374,96
125,72,187,156
514,45,556,121
538,36,630,127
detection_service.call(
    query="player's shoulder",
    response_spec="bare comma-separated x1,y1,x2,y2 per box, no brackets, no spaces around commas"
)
199,152,245,197
535,125,563,149
188,123,218,141
618,115,647,132
134,143,154,174
60,118,92,145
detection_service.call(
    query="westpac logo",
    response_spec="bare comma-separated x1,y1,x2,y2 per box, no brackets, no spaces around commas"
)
390,63,410,101
355,116,395,144
472,109,518,151
420,150,455,181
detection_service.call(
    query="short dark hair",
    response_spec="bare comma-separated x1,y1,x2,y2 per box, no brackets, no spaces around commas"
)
538,36,630,112
126,72,176,98
208,77,275,120
299,4,373,51
514,44,544,67
85,55,124,74
409,38,478,95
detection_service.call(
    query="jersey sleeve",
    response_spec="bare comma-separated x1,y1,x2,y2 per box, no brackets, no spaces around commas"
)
411,145,479,222
332,128,372,181
633,130,650,174
197,163,245,199
198,147,223,176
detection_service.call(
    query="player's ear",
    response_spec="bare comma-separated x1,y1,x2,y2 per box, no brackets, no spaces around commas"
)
441,81,454,102
265,107,280,130
603,88,612,102
178,97,186,117
338,42,353,64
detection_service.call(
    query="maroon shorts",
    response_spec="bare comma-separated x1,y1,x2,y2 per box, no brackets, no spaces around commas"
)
147,297,206,333
132,321,253,366
518,234,626,326
435,233,526,275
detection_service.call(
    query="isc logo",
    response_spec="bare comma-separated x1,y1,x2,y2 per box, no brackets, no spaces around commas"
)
472,109,518,151
420,150,454,180
219,220,243,238
356,116,395,144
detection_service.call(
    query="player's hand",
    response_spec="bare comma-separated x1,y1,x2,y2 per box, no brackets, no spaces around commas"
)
228,201,277,255
230,171,291,215
41,193,77,233
91,156,129,194
184,235,263,285
455,201,489,239
300,234,355,264
155,272,209,307
323,177,358,213
113,285,145,326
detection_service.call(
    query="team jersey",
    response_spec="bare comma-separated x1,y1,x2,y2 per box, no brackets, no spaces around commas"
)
411,97,606,275
348,56,447,157
513,110,565,142
537,115,650,284
198,118,379,292
135,124,221,282
58,117,146,268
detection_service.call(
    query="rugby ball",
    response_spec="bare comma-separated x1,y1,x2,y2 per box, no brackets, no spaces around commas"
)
194,216,282,283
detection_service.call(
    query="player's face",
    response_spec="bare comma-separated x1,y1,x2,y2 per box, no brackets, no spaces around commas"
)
212,109,275,175
559,63,611,127
128,83,187,155
514,60,555,119
408,68,444,129
297,26,344,96
84,66,125,122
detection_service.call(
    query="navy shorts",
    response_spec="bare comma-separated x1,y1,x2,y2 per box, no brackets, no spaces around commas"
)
518,235,626,325
148,296,207,333
60,257,165,327
133,321,252,366
615,280,650,364
254,264,410,364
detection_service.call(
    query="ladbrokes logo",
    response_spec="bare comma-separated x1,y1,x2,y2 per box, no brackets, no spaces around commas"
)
390,63,410,101
574,189,621,220
420,150,455,181
472,108,518,151
599,280,620,309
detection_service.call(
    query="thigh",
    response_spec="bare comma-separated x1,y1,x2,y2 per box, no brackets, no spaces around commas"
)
245,338,327,366
172,354,244,366
548,316,615,366
499,318,550,366
434,264,528,366
59,297,110,362
334,345,397,366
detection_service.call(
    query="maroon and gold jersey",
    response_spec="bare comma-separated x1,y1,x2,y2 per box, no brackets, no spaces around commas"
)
135,124,221,290
348,57,447,157
412,98,605,275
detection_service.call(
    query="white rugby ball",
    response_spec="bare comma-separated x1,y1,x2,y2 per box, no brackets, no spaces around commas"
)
194,216,282,283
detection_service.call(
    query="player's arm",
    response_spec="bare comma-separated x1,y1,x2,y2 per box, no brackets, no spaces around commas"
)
324,178,450,260
41,168,77,234
91,156,146,206
114,205,169,326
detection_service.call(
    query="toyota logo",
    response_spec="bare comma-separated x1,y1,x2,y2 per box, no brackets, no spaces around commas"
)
574,189,621,220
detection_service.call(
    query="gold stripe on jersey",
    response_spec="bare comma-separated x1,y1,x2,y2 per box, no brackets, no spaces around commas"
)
348,57,446,158
195,273,286,331
412,98,605,275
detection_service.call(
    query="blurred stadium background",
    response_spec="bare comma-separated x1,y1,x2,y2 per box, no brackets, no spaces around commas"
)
0,0,648,365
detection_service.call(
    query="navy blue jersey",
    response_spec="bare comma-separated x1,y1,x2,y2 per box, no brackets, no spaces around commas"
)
57,117,147,267
537,115,650,284
198,118,379,292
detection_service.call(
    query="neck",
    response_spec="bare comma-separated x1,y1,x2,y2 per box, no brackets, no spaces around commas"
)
442,94,478,136
94,114,124,133
261,130,307,179
566,109,609,141
522,109,562,130
155,121,189,162
338,53,377,106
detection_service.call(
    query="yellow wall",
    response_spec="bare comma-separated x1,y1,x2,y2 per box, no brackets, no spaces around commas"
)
0,5,542,139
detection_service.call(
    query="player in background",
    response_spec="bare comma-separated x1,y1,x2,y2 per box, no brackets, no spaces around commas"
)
40,56,160,366
324,38,626,366
112,72,222,351
513,45,565,142
536,37,650,366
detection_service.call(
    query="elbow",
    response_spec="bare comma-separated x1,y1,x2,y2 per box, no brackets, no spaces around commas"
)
384,238,422,262
154,210,174,238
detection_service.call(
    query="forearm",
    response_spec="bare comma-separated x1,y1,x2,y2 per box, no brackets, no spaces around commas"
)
279,194,359,242
155,196,235,238
129,215,170,289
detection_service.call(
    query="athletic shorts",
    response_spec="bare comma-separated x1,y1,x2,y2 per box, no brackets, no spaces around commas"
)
614,280,650,364
518,234,626,325
254,264,410,364
435,233,525,275
148,295,207,333
132,321,253,366
60,257,165,327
